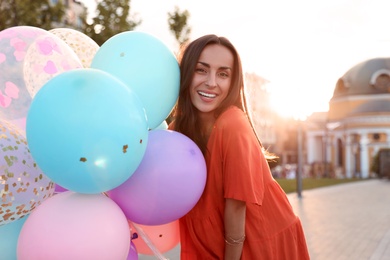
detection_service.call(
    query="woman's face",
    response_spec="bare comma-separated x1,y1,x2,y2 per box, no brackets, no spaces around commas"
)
189,44,233,117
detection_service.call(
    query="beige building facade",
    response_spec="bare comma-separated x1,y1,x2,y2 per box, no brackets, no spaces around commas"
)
306,57,390,179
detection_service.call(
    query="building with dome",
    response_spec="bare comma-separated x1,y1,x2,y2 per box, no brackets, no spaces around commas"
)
305,57,390,179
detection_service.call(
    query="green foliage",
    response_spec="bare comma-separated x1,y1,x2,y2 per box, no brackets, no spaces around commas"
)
85,0,141,46
0,0,65,31
168,6,191,46
276,178,364,194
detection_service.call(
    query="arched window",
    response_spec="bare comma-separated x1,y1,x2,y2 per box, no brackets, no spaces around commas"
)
370,69,390,92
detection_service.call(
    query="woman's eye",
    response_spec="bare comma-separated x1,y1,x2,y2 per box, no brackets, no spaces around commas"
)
195,68,206,73
219,71,229,78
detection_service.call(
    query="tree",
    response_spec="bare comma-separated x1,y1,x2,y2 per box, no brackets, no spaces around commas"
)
85,0,141,46
168,6,191,47
0,0,65,31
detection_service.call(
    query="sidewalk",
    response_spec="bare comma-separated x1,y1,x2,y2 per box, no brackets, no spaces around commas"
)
138,178,390,260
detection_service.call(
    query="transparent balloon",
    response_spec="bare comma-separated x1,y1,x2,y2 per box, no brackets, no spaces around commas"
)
23,33,82,98
0,26,49,121
0,119,54,226
49,28,99,68
0,26,81,134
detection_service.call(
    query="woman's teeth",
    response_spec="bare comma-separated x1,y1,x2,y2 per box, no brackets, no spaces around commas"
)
198,91,216,98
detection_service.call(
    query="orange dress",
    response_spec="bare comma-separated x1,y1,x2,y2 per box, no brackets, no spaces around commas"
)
179,106,310,259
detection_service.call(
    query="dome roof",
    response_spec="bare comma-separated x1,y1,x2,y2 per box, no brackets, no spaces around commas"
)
348,100,390,116
332,57,390,98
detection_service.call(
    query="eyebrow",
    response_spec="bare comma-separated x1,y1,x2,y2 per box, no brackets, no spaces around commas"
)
198,61,232,70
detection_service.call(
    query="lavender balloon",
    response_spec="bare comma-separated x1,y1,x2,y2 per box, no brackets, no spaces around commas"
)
108,130,207,225
127,241,138,260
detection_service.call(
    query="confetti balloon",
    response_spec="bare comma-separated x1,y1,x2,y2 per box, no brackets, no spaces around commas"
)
0,26,54,122
0,120,54,226
23,33,82,98
49,28,100,68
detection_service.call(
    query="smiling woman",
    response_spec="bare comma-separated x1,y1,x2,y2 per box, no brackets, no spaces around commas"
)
170,34,310,260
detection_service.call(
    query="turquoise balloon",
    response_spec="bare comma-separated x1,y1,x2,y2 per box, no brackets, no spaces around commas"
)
0,216,28,260
154,120,168,130
26,69,149,194
91,31,180,129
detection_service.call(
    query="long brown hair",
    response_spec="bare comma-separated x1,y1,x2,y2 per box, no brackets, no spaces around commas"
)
172,34,263,155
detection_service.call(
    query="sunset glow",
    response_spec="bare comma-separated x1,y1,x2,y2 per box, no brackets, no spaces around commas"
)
81,0,390,118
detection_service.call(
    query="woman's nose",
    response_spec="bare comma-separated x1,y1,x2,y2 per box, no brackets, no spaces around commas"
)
205,75,217,88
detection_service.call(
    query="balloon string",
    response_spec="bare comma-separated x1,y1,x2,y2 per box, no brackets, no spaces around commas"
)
131,222,168,260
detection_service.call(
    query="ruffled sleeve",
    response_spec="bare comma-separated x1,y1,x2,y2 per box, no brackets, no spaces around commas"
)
215,107,265,205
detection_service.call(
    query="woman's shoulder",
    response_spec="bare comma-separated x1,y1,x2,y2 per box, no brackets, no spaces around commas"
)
215,106,249,130
218,106,245,120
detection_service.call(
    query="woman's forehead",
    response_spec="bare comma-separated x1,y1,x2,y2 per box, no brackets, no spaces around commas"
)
198,44,234,69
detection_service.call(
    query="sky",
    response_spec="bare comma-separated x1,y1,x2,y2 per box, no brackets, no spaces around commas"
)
80,0,390,118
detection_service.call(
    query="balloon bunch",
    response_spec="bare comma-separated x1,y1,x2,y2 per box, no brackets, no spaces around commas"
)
0,26,207,260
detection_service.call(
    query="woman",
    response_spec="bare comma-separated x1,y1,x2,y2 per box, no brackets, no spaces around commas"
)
170,34,310,259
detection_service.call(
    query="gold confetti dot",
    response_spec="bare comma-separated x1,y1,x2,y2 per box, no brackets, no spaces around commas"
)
80,157,87,162
123,145,128,153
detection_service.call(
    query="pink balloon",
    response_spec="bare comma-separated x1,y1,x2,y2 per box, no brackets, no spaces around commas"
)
17,191,130,260
108,129,207,225
130,220,180,255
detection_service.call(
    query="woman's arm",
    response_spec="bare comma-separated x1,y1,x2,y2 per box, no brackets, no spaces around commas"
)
224,198,246,260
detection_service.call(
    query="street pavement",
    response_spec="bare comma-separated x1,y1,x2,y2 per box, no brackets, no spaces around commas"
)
138,178,390,260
